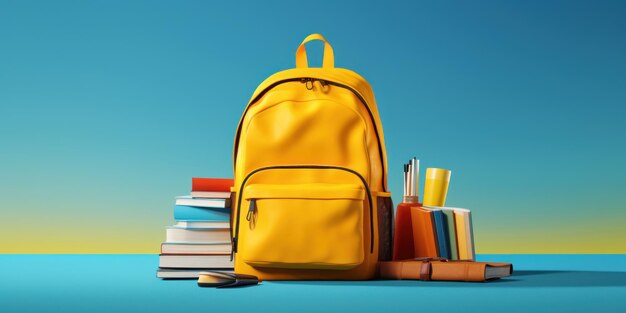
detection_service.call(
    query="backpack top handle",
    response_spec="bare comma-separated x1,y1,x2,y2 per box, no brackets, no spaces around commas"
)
295,33,335,69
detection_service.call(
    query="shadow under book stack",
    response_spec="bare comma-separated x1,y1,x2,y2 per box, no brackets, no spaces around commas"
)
157,178,234,279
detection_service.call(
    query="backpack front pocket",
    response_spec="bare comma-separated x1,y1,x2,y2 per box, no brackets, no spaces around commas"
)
239,183,365,270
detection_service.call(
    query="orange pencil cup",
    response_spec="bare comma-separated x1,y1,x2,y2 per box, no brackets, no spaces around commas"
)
392,196,421,260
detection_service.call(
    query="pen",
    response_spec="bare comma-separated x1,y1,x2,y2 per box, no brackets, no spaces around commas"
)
403,164,407,197
408,159,413,197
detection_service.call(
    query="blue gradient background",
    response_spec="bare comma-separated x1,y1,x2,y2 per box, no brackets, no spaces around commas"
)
0,0,624,253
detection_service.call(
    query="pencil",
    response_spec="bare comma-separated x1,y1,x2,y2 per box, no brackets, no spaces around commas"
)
410,158,414,196
415,158,420,197
403,164,407,197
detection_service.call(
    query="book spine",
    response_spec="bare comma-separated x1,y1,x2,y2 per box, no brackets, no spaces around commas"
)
434,212,451,259
173,205,230,221
455,211,472,260
466,212,475,261
192,178,234,192
174,197,231,208
442,210,458,260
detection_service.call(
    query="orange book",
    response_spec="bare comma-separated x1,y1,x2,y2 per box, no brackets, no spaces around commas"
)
379,260,512,282
192,178,234,192
410,207,439,258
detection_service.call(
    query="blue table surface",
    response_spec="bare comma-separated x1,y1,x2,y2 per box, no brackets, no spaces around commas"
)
0,254,624,312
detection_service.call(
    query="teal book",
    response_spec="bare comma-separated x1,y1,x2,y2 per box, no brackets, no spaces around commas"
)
431,209,451,259
440,208,458,260
173,205,230,221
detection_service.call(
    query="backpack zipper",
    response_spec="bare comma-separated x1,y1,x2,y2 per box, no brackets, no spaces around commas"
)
232,77,388,192
231,165,374,260
246,199,256,221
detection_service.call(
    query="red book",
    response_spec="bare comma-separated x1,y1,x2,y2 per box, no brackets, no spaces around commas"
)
191,178,234,192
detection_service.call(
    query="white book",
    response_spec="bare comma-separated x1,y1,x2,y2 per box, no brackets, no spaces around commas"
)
159,254,234,269
175,196,230,208
190,191,231,199
174,221,230,229
165,227,230,243
157,268,233,279
161,242,232,254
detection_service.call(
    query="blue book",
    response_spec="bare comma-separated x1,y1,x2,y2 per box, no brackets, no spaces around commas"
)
432,209,451,259
173,205,230,221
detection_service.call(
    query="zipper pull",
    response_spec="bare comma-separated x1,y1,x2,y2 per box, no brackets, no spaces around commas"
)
301,78,314,90
246,199,256,221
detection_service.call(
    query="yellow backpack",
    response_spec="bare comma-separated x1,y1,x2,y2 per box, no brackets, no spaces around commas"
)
231,34,392,280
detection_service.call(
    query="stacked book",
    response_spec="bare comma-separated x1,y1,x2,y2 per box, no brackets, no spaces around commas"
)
157,178,234,279
412,207,475,260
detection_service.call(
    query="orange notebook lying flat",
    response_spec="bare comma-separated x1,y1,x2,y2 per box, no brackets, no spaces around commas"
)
410,207,439,258
378,259,513,282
